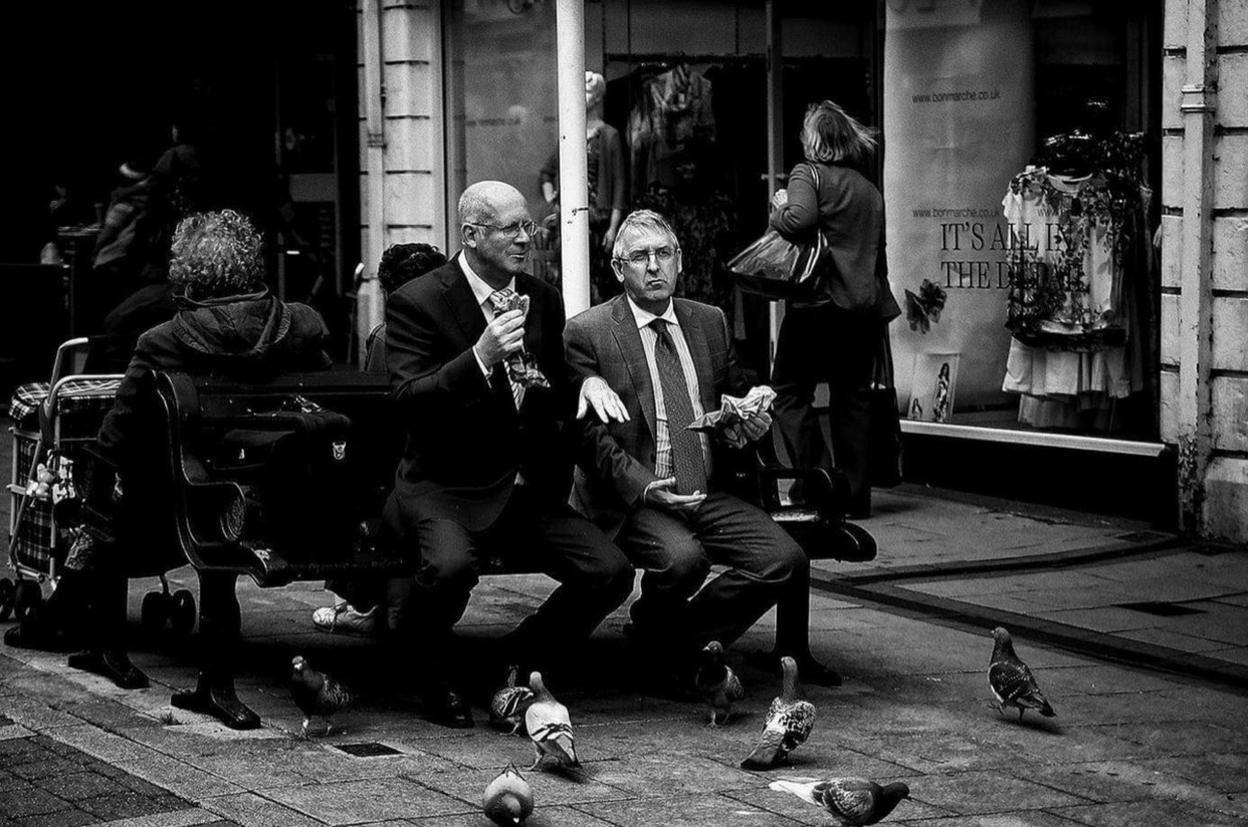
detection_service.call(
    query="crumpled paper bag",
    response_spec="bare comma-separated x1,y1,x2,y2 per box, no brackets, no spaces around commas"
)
688,385,776,448
487,291,550,389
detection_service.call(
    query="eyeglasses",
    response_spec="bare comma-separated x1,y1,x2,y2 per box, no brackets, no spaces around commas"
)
467,220,538,239
617,246,678,267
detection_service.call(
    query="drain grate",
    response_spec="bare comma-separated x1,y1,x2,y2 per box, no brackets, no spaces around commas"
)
1116,601,1204,617
335,742,402,757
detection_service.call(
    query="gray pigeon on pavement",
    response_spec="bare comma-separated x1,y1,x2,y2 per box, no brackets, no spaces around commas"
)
770,778,910,825
482,763,534,825
524,671,580,771
289,655,355,737
989,627,1056,721
741,656,815,769
490,664,535,735
694,640,745,726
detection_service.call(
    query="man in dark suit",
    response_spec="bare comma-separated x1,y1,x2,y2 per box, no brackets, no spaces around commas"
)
565,209,826,686
383,181,633,728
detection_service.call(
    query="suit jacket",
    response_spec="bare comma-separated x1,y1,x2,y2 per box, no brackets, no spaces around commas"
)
383,256,574,537
565,294,751,535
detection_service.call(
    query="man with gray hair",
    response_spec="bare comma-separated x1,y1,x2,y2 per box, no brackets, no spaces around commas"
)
566,209,834,691
382,181,633,727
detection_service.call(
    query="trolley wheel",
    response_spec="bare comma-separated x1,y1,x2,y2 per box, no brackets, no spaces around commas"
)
170,590,196,637
0,578,14,622
14,580,42,623
141,591,170,636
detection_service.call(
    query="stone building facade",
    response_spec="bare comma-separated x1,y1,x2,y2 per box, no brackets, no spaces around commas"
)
356,0,1248,543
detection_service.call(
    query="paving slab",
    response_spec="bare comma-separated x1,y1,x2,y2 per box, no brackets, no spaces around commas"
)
262,777,474,824
1049,797,1248,825
575,792,805,826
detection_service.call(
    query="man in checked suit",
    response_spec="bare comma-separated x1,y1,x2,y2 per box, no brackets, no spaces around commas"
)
383,181,633,727
566,209,831,688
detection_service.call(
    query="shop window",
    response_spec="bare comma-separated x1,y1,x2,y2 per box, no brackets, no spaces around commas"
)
444,0,560,284
883,0,1161,440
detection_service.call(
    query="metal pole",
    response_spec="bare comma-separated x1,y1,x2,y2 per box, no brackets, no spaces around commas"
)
765,0,783,368
358,0,387,365
555,0,590,318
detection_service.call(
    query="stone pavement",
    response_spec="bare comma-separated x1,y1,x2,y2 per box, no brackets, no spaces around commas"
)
1,482,1247,826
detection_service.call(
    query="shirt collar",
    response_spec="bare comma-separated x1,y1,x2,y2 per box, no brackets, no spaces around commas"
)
626,296,678,331
458,254,515,307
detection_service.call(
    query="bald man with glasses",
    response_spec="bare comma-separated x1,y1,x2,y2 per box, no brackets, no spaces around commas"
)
382,181,632,727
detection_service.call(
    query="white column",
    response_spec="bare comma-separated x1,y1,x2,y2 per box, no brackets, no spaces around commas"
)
356,0,388,365
765,0,783,367
555,0,590,318
1175,0,1217,531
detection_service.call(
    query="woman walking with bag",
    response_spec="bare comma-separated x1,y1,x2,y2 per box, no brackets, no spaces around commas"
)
769,100,900,518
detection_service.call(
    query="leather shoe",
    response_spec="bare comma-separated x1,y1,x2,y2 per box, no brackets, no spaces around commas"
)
422,686,474,729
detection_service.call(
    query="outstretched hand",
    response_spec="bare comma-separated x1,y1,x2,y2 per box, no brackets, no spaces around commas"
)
577,376,630,424
643,477,706,514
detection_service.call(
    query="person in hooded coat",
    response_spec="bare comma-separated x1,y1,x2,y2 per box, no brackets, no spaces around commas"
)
5,210,330,713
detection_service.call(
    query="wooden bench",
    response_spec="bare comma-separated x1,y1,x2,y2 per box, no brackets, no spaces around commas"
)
86,368,875,729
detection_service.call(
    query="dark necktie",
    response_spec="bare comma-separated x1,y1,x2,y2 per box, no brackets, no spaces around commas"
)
650,318,707,495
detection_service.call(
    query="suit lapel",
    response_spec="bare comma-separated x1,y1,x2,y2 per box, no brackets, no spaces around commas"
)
608,296,657,441
513,274,542,358
673,299,716,412
440,255,487,346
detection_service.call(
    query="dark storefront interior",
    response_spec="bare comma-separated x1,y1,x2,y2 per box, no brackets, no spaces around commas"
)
0,1,359,392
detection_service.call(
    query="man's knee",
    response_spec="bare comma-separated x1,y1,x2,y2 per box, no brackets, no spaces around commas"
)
414,520,478,590
752,532,808,584
590,546,636,602
642,535,710,593
774,535,808,582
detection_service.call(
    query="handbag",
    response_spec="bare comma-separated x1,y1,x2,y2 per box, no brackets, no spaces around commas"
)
867,326,903,488
726,164,835,304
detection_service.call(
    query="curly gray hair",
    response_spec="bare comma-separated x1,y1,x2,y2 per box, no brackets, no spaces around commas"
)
168,209,264,299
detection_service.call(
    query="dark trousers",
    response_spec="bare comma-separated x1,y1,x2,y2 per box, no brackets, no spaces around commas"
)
619,490,807,654
771,305,879,514
391,485,633,666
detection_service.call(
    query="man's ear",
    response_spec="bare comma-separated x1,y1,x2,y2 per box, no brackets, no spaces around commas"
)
612,259,626,284
460,224,477,250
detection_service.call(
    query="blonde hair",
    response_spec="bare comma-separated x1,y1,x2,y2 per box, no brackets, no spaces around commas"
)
801,100,877,166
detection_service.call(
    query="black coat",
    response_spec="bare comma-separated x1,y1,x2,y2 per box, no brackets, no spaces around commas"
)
382,257,576,538
96,289,332,472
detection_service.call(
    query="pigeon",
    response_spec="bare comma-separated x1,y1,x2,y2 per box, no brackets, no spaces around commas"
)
741,656,815,770
289,655,355,737
482,763,534,826
988,627,1056,721
524,671,579,772
694,640,745,726
770,778,910,826
491,664,536,735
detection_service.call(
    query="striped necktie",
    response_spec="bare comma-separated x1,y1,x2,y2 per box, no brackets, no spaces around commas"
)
650,318,707,494
487,288,525,410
